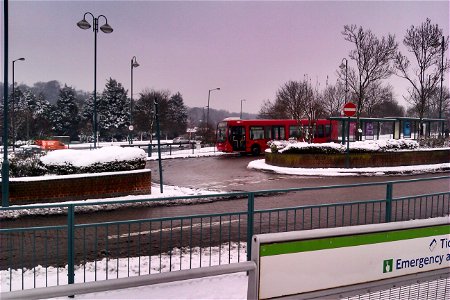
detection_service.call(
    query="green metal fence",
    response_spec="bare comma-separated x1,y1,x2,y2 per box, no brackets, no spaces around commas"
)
1,176,449,292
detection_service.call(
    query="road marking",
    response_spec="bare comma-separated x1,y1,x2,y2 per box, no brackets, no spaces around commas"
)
107,219,240,240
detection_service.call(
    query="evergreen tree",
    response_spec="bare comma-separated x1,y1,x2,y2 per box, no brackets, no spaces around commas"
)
99,78,129,140
32,93,53,138
133,89,168,141
16,89,36,140
79,93,97,142
51,85,80,140
167,92,188,138
9,87,25,143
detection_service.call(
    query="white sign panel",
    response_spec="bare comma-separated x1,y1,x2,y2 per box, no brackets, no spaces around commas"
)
253,218,450,299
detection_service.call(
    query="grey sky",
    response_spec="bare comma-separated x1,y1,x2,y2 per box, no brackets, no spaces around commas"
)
2,0,449,114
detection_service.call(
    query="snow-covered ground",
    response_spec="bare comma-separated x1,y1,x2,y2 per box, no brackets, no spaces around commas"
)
1,243,248,299
248,159,450,176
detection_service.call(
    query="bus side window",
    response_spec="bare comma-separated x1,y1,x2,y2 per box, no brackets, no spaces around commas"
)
289,125,299,138
272,126,285,140
250,126,264,140
317,125,324,138
325,125,331,137
265,126,272,139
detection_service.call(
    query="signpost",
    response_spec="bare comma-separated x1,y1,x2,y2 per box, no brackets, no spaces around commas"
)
343,102,356,168
343,102,357,117
249,217,450,299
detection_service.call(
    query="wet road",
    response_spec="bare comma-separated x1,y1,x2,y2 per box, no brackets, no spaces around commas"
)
147,155,450,199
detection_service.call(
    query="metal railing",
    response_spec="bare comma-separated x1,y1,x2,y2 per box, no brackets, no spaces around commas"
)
121,142,217,158
0,176,449,292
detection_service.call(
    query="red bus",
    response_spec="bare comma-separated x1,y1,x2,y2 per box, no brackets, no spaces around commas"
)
216,118,338,155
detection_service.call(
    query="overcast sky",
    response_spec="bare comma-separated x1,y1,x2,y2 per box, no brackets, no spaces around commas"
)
2,0,449,114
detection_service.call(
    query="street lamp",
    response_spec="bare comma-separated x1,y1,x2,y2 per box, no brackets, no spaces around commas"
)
129,56,139,144
206,87,220,132
339,58,348,103
339,58,350,167
12,57,25,152
77,12,113,148
240,99,246,119
438,36,445,122
3,0,10,207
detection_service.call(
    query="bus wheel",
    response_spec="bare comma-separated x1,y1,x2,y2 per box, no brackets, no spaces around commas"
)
251,145,261,156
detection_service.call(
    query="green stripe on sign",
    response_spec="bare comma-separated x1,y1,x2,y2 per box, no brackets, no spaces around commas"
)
260,224,450,257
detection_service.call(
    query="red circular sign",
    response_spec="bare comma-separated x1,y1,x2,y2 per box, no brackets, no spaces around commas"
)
343,102,357,117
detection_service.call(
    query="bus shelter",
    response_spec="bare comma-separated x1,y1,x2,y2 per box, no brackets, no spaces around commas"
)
387,117,447,139
328,117,397,144
329,117,447,144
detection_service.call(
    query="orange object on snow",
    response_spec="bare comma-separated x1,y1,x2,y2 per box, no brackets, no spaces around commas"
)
35,140,68,150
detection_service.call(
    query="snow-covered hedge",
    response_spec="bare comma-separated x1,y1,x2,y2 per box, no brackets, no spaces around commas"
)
269,139,419,154
9,152,47,177
9,146,146,177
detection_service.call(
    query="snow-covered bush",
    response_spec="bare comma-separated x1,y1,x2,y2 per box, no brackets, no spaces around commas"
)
418,136,448,148
268,139,419,154
271,141,345,154
8,146,146,177
41,146,146,175
9,151,47,177
351,139,419,152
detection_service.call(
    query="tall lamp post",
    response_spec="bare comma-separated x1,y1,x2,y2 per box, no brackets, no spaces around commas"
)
438,36,445,127
77,12,113,149
206,87,220,140
240,99,246,119
12,57,25,152
3,0,10,207
340,58,350,167
129,56,139,144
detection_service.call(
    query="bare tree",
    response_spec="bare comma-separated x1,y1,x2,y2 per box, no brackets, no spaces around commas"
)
428,85,449,119
322,80,346,116
273,78,323,142
364,82,396,117
394,18,449,136
340,24,398,139
276,80,306,121
257,99,288,119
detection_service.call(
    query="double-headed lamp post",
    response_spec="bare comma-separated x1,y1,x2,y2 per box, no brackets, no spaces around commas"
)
77,12,113,149
240,99,246,119
130,56,139,144
12,57,25,152
206,87,220,132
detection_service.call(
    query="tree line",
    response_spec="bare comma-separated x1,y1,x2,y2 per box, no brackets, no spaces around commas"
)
0,78,188,143
258,18,449,138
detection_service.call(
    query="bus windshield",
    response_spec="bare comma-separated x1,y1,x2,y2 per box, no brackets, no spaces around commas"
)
217,122,227,142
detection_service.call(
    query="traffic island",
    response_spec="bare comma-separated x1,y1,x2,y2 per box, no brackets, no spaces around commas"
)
265,149,450,168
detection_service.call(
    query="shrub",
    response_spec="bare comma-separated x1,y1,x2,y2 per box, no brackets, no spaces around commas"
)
9,151,47,177
8,146,146,177
44,158,146,175
268,139,420,155
418,137,448,148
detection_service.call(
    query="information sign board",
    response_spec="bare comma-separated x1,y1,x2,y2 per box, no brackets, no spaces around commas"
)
252,218,450,299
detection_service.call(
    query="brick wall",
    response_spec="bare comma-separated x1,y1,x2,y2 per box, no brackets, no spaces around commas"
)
5,169,151,205
265,149,450,168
